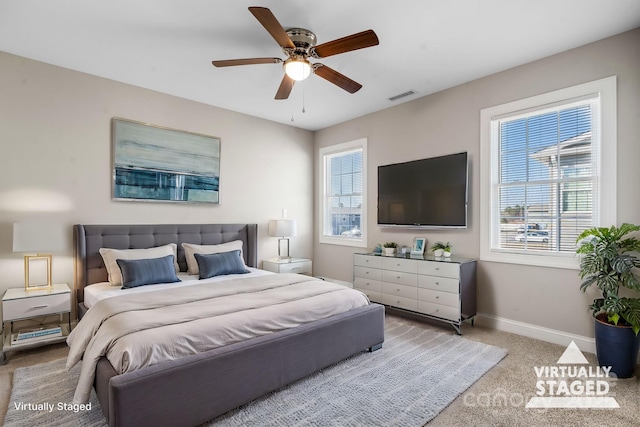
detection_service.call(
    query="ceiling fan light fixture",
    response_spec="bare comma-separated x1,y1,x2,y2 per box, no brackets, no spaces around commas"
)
284,58,311,81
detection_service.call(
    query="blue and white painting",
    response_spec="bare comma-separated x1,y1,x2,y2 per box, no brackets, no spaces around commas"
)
113,119,220,203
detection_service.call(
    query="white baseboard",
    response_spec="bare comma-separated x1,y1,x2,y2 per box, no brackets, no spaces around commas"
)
475,312,596,355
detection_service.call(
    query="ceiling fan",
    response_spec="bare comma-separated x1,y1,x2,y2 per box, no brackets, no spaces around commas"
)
212,7,379,100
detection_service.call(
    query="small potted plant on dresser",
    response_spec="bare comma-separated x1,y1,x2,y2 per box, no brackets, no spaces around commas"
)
431,242,451,257
576,223,640,378
383,242,398,256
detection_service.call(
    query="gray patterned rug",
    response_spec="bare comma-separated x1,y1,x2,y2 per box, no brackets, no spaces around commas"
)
4,317,506,427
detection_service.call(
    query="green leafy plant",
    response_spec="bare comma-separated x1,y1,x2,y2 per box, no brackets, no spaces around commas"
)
383,242,398,248
431,242,451,252
576,223,640,335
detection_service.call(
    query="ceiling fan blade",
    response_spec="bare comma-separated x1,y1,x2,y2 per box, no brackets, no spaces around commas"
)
313,64,362,94
312,30,379,58
275,75,295,100
248,7,295,49
212,58,282,67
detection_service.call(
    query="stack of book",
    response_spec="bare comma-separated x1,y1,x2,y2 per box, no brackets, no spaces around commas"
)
11,326,62,345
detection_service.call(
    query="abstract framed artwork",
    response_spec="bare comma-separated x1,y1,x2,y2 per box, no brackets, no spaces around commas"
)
112,118,221,203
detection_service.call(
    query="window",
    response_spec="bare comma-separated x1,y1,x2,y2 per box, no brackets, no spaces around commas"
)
319,138,367,247
480,77,616,269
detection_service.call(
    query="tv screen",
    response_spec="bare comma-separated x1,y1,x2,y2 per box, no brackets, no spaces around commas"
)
377,152,468,228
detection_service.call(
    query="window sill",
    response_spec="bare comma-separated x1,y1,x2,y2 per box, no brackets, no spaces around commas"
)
480,249,579,270
319,236,368,248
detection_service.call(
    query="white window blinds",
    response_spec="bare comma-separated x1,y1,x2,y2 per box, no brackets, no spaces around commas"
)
490,97,600,256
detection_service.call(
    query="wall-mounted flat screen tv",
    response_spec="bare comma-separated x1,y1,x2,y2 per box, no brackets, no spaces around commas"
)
377,152,468,228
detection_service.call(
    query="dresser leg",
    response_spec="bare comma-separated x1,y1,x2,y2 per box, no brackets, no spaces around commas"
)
1,351,6,365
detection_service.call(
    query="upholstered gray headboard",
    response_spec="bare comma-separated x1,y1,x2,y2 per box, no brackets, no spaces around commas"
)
73,224,258,304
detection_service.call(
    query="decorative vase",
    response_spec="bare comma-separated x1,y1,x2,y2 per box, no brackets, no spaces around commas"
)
443,251,451,257
384,248,396,256
594,314,640,378
433,249,444,257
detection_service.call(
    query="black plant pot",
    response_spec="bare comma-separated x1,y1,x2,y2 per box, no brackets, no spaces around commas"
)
594,315,640,378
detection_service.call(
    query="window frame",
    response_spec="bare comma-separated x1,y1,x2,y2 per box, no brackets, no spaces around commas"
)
480,76,617,269
318,138,368,248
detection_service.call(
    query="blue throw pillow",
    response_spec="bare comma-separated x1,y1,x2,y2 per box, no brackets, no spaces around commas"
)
116,255,181,289
195,250,250,279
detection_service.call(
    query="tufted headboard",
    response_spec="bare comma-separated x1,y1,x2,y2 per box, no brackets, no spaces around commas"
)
73,223,258,304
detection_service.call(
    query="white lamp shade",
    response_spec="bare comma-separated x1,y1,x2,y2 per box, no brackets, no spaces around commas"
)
13,223,65,253
284,59,311,81
268,219,298,238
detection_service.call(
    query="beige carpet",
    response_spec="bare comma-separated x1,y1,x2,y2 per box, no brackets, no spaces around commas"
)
2,314,639,426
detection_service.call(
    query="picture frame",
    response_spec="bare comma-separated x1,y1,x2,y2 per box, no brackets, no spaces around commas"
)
411,237,427,256
112,118,221,203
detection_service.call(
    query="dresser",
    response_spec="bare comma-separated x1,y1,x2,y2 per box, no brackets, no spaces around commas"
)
354,253,476,334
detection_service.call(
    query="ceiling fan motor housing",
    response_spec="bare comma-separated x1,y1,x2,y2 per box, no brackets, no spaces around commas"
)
285,28,317,57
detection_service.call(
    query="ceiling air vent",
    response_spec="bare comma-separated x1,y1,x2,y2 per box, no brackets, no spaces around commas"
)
388,90,417,102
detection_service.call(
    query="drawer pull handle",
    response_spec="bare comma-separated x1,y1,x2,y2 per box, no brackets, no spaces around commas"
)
435,282,439,285
396,276,401,279
435,267,440,271
435,296,439,299
32,305,49,309
397,288,400,292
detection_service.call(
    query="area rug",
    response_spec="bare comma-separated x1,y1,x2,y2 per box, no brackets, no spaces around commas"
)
4,317,506,427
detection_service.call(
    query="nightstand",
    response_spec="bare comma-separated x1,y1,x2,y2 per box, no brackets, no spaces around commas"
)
1,283,72,364
262,258,312,275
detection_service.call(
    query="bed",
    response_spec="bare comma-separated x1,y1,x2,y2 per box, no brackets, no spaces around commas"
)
72,223,385,427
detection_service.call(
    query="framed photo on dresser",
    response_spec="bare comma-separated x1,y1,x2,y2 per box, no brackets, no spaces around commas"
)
411,237,427,256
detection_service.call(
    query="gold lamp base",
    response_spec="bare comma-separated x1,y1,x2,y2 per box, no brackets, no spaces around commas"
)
24,254,53,291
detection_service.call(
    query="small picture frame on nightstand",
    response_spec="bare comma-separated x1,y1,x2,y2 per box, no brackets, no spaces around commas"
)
410,237,427,257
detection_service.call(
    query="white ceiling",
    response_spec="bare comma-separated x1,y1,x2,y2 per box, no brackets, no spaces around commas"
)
1,1,639,131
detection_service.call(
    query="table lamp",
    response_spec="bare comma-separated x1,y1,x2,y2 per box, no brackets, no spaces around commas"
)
268,216,297,260
12,223,64,291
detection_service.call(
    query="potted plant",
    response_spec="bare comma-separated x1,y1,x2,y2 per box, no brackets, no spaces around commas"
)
431,242,451,257
443,242,452,257
383,242,398,256
576,223,640,378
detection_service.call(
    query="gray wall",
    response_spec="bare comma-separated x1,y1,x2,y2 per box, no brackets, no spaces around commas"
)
313,28,640,339
0,51,315,299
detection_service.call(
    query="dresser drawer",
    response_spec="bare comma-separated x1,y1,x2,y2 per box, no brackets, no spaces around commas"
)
382,294,418,312
382,270,417,287
3,292,70,321
354,277,383,293
382,282,418,300
382,257,418,274
418,275,459,294
417,301,460,321
418,288,460,308
354,266,382,281
417,261,460,279
354,254,383,269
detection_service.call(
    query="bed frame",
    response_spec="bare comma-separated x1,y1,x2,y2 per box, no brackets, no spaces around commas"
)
73,224,385,427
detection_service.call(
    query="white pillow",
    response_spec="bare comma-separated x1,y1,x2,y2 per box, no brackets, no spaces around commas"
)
182,241,244,275
99,244,179,287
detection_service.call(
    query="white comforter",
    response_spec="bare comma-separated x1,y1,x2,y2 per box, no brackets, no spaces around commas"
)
67,273,369,404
